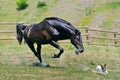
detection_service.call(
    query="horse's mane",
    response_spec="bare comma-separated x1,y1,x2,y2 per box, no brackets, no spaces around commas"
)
45,17,72,26
44,17,79,35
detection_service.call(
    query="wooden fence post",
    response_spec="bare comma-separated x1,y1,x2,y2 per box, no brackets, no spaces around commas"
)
85,27,89,45
114,32,117,46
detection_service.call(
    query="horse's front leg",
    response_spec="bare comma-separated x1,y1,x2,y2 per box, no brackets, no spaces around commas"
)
50,41,64,58
26,42,41,61
26,41,47,66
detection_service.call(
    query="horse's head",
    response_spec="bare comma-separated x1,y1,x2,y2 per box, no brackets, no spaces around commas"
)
71,30,84,54
16,23,26,44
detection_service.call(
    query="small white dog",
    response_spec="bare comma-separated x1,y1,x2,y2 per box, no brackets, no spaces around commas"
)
96,64,108,75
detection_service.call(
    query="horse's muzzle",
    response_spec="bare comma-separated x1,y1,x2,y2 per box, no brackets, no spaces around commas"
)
75,49,84,55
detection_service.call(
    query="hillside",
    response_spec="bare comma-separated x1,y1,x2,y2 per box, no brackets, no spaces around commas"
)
0,0,120,31
0,1,120,80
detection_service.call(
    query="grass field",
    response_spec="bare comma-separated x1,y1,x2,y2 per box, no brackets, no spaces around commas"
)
0,0,120,80
0,40,120,80
0,0,120,30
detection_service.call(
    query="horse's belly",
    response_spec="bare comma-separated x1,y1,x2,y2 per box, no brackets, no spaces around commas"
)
31,37,52,44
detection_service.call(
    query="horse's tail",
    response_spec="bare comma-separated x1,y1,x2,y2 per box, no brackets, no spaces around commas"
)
16,23,26,44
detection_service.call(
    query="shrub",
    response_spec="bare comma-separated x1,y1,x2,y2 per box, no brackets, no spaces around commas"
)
16,0,28,10
81,16,92,26
37,1,46,8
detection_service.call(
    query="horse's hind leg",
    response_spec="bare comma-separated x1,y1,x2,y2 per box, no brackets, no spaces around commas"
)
50,41,64,58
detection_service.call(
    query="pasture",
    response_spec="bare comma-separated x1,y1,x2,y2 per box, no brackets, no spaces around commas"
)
0,40,120,80
0,0,120,79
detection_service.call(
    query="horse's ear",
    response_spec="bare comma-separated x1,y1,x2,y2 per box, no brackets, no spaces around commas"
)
16,23,26,30
16,23,20,33
75,30,81,35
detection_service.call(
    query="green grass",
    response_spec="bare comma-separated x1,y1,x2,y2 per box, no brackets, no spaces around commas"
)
81,16,93,26
0,40,120,80
1,63,119,80
79,0,120,28
0,0,120,30
0,1,120,79
0,0,57,23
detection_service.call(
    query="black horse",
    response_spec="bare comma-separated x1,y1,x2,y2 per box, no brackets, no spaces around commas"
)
16,17,84,66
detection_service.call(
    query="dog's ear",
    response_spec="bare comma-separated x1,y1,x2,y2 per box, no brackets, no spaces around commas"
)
100,64,105,71
100,64,103,69
100,64,107,72
104,64,106,69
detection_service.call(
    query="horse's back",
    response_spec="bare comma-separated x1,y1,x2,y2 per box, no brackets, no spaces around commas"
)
44,17,71,26
44,17,77,32
24,17,79,43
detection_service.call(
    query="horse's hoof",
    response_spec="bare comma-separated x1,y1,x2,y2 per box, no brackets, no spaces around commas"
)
52,54,59,58
46,64,50,67
40,62,50,67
